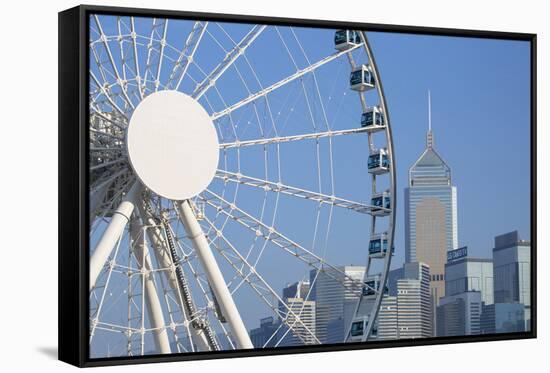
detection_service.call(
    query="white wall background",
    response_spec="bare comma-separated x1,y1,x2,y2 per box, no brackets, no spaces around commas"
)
0,0,546,371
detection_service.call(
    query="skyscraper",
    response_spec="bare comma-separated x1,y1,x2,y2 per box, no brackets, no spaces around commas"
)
437,249,493,337
250,280,317,348
384,262,432,338
376,296,398,340
445,252,494,306
249,317,281,348
437,291,482,336
310,266,365,343
480,303,525,334
279,281,316,345
492,231,531,330
397,278,433,338
405,95,458,326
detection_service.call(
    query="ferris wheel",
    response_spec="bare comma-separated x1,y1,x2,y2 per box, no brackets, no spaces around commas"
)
88,14,396,357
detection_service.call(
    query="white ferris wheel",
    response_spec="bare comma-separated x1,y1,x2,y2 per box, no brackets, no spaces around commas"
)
88,14,396,357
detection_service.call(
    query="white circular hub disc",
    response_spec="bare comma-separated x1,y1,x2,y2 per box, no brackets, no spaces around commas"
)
127,90,219,200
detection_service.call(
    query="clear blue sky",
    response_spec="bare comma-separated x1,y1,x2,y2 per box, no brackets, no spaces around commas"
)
90,15,531,353
368,32,531,260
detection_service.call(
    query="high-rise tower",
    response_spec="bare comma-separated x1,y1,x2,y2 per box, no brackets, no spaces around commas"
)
404,92,458,330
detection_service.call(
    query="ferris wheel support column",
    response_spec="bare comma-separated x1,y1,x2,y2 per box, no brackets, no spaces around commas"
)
90,180,142,290
176,200,254,349
130,221,172,354
136,199,213,352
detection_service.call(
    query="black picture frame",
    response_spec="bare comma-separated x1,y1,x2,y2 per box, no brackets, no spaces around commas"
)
58,4,537,368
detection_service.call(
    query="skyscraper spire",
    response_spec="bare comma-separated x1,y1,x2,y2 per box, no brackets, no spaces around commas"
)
427,90,433,148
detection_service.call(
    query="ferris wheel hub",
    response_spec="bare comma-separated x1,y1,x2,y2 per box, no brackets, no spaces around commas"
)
126,90,219,200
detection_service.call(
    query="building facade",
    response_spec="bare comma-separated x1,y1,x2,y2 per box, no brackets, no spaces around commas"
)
279,281,316,345
480,303,525,334
377,296,398,340
445,254,494,306
310,266,365,343
250,317,281,348
437,291,482,337
492,231,531,330
397,278,432,338
385,262,432,338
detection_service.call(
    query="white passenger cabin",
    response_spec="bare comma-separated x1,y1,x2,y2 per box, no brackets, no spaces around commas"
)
367,148,390,175
361,106,385,133
350,64,375,92
334,30,361,51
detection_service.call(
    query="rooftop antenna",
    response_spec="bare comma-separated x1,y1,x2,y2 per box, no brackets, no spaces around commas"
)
427,90,433,148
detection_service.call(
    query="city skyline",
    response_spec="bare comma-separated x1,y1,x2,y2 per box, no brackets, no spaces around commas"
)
257,229,531,343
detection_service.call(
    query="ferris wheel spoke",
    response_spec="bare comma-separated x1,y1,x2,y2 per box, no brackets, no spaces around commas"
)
90,71,130,120
90,228,124,343
93,321,138,335
89,44,110,89
161,285,194,356
90,158,128,172
129,17,144,100
155,20,168,92
91,176,135,230
219,126,371,149
90,171,129,218
263,265,320,347
210,44,361,121
217,25,279,142
165,21,208,91
275,26,323,134
89,129,124,143
290,27,333,131
90,168,127,196
290,28,336,193
90,147,125,155
202,215,320,344
143,18,168,95
200,189,363,291
273,298,315,347
275,26,330,196
192,25,266,100
214,169,383,215
92,15,136,111
116,17,130,82
90,106,127,130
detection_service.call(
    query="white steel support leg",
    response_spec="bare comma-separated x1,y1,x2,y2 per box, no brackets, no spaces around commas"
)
90,181,142,290
130,222,172,354
137,199,212,352
176,200,253,349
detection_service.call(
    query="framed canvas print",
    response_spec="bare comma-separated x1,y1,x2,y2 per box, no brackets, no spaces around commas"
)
58,4,537,367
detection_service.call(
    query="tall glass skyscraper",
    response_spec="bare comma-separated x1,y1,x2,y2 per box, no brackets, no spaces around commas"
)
405,119,458,323
492,231,531,330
